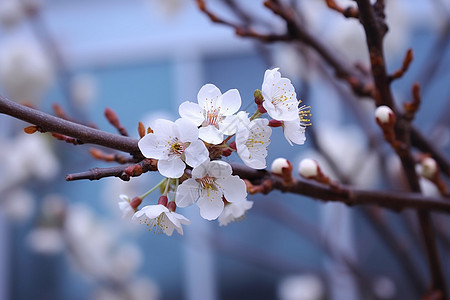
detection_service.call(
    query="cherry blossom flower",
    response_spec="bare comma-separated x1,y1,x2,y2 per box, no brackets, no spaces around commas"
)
138,118,209,178
132,204,190,236
179,83,242,144
175,160,247,220
235,112,272,169
281,102,310,145
218,199,253,226
118,194,135,219
261,68,299,121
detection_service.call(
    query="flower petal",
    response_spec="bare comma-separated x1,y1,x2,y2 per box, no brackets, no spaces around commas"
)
179,101,205,126
158,158,186,178
199,125,223,144
175,118,199,142
198,84,222,110
197,188,224,220
184,140,209,168
138,133,170,160
152,119,177,137
191,159,210,179
220,89,241,116
283,119,306,145
175,178,199,207
218,115,239,136
208,160,232,179
216,175,247,203
142,205,169,219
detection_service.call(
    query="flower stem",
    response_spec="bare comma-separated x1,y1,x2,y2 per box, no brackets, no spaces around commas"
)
250,110,262,121
140,178,167,199
172,178,179,202
163,178,171,196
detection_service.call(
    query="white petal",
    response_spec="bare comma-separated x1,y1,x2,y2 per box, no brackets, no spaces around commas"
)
142,205,169,219
199,125,223,144
158,158,186,178
166,212,190,235
179,101,205,126
152,119,177,137
220,89,241,116
184,140,209,168
175,118,199,142
138,134,170,160
283,120,306,145
262,68,281,94
216,175,247,203
175,178,199,207
191,160,210,179
198,84,222,110
208,160,232,179
218,115,239,136
197,188,224,220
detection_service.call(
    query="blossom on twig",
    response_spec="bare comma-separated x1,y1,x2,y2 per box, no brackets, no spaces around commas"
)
138,118,209,178
175,160,247,220
132,204,190,236
179,83,242,144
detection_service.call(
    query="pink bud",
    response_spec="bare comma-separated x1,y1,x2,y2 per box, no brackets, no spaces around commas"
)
130,197,142,209
167,201,177,212
158,195,168,207
268,119,283,127
222,148,232,157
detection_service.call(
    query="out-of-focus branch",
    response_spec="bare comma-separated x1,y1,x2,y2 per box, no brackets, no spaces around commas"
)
0,96,142,157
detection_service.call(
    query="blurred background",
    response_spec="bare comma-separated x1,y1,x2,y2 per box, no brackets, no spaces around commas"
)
0,0,449,299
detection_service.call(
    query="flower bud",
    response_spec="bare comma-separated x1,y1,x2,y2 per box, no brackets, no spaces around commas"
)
375,105,395,124
257,103,267,114
157,195,168,207
222,148,232,157
271,158,289,175
130,197,142,209
298,158,319,178
254,89,263,105
167,201,176,212
421,157,437,180
229,141,237,150
268,119,283,127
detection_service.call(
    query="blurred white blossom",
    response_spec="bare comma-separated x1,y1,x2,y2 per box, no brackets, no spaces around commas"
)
0,39,53,104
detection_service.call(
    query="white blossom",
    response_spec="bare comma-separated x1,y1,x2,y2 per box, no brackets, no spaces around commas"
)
132,204,190,236
278,274,324,300
0,39,53,104
298,159,319,178
271,158,289,175
179,83,241,144
282,103,309,145
218,199,253,226
421,157,438,180
375,105,394,124
261,68,299,121
118,194,135,219
27,228,64,255
138,118,209,178
176,160,247,220
235,112,271,169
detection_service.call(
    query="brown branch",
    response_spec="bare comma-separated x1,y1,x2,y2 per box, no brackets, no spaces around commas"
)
2,95,450,215
65,159,157,181
0,96,142,158
325,0,359,18
104,108,128,136
389,49,414,82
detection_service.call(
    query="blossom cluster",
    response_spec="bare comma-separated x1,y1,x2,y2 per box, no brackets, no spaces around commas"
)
119,68,310,236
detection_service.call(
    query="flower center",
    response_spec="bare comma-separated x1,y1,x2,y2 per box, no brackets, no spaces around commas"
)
204,108,222,126
197,174,216,190
298,104,312,126
170,139,185,155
